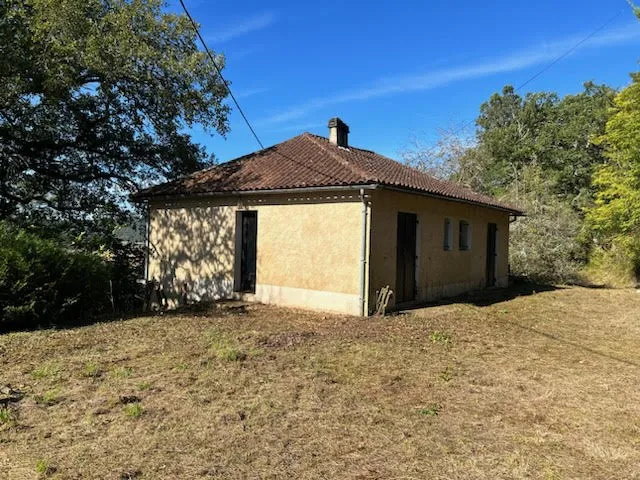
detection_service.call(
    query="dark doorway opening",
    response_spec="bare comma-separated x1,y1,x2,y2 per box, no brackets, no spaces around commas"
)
239,211,257,293
486,222,497,287
396,212,417,303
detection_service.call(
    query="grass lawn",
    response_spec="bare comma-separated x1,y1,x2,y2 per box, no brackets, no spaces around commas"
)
1,286,640,479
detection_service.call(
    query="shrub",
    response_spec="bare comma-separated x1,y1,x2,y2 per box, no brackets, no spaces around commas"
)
506,166,586,284
0,222,111,328
584,244,638,287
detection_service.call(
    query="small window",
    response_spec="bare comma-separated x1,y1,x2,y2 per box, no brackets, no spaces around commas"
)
459,220,471,251
443,218,453,251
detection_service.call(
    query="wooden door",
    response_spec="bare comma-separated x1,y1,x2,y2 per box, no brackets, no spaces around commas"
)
486,223,497,287
240,211,257,292
396,212,417,303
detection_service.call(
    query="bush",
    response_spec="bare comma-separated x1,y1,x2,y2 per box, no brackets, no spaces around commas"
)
506,166,586,284
509,199,585,283
0,222,111,328
584,244,638,287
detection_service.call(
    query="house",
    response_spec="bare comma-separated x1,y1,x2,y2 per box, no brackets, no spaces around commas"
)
133,118,523,315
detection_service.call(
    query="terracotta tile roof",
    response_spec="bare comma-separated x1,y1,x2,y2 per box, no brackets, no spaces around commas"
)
134,133,522,214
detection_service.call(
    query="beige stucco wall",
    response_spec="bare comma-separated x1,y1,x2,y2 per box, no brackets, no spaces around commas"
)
147,192,364,314
368,189,511,312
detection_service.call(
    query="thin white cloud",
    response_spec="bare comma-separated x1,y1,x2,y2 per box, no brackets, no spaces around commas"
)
258,22,640,125
235,87,270,99
206,12,275,44
269,122,325,133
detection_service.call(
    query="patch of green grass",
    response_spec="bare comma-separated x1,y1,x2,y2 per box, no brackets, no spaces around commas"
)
137,381,152,391
34,389,61,406
174,362,188,371
430,331,452,347
113,366,134,378
439,365,454,382
0,407,14,425
124,402,144,418
35,458,55,476
82,361,102,379
209,330,248,362
309,357,339,383
418,404,442,417
31,363,59,380
220,348,247,362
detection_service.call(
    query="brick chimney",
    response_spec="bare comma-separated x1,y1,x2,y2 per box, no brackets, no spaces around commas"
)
328,117,349,147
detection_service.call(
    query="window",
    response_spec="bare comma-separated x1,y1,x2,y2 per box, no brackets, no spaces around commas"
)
459,220,471,251
443,218,453,251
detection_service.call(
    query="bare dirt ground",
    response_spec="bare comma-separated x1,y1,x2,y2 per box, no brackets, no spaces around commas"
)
1,285,639,479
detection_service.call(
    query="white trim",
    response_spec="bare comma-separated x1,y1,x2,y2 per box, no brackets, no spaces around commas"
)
359,188,368,316
246,284,361,316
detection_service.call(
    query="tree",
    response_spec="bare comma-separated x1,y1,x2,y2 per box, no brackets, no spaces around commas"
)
585,74,640,283
472,84,614,199
507,165,585,283
0,0,229,228
404,82,615,282
400,125,477,184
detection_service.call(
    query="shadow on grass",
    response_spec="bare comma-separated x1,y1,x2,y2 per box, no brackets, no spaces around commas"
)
398,281,563,312
505,318,640,367
0,300,250,335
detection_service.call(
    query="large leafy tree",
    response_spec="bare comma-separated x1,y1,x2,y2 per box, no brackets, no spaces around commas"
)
0,0,229,228
404,82,615,282
586,75,640,277
462,83,614,201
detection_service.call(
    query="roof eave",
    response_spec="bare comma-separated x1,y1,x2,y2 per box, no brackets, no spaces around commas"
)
131,184,381,203
377,184,524,216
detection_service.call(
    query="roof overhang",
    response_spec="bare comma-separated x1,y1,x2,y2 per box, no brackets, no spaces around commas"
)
132,182,524,216
379,185,524,216
131,184,379,203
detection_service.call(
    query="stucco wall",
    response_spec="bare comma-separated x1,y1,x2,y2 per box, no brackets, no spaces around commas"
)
368,189,510,311
147,193,364,314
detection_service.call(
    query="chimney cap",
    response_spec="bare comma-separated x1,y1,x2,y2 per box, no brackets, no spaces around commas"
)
328,117,350,133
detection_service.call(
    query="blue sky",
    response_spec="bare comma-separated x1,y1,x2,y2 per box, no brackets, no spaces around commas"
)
169,0,640,161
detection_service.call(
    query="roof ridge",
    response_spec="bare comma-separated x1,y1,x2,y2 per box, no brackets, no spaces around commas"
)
303,133,373,182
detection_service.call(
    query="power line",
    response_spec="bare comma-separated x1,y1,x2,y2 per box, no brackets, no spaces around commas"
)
416,7,627,160
515,8,625,92
178,0,265,150
178,0,354,185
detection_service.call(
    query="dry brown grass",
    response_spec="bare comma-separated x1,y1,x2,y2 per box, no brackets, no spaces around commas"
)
1,286,640,479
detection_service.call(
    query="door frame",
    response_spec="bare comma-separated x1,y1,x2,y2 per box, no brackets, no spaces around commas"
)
395,212,418,304
486,222,497,287
234,210,258,293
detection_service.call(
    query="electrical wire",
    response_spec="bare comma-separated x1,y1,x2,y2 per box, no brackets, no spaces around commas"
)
178,0,265,150
415,7,627,160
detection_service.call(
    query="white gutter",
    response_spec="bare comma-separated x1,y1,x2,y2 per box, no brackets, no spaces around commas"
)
133,184,379,202
143,203,150,283
359,188,368,316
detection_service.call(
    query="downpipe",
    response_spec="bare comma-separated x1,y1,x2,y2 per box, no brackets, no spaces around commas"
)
359,188,368,316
